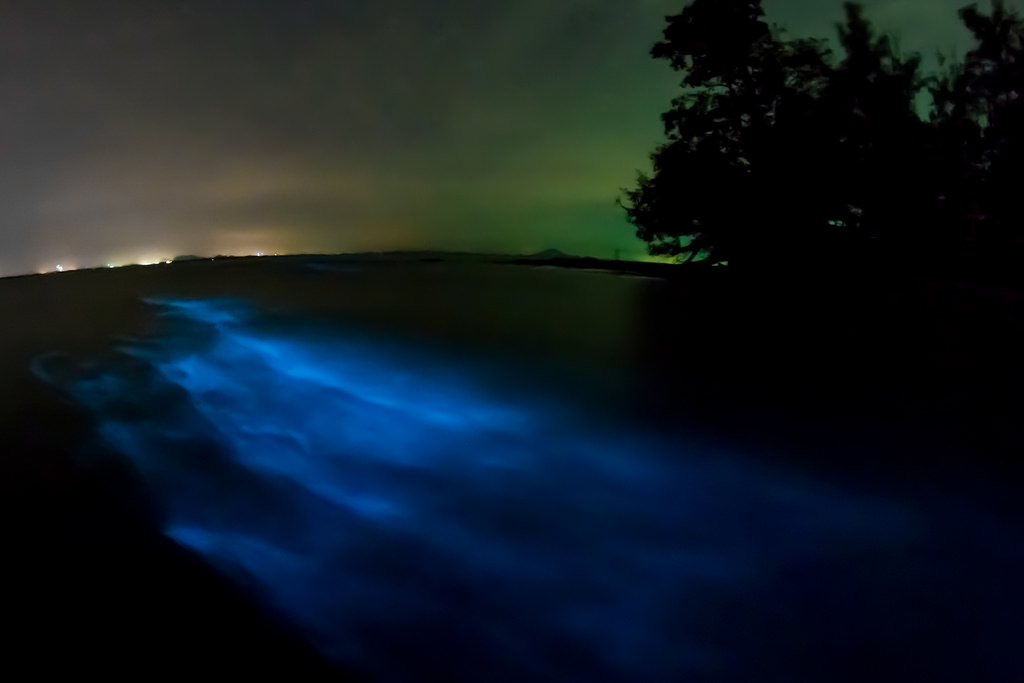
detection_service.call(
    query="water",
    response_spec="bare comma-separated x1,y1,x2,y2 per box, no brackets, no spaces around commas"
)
21,259,1024,682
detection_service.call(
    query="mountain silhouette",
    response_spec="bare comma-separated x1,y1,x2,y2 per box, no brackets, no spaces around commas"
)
524,249,579,260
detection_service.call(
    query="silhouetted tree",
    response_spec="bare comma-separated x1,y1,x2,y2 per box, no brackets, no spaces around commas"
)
750,31,840,264
619,0,836,268
624,0,1024,277
923,48,988,264
815,3,934,264
956,0,1024,258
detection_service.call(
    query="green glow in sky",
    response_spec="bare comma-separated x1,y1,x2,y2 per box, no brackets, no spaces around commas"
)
0,0,1007,273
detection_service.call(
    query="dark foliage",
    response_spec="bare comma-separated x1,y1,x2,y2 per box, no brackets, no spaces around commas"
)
622,0,1024,280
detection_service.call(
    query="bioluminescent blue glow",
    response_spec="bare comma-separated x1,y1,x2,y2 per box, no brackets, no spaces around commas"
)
33,298,1024,683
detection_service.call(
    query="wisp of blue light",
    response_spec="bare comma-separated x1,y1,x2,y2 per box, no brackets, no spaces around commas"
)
32,297,1024,683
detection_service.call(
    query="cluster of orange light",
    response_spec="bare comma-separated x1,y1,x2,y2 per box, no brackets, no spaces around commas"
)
44,251,279,274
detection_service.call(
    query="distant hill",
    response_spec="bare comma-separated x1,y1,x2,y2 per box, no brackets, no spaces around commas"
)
172,255,204,262
522,249,579,260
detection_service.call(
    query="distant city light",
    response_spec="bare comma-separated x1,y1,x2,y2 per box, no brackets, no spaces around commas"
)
107,264,115,268
55,265,63,272
164,260,172,264
256,252,264,257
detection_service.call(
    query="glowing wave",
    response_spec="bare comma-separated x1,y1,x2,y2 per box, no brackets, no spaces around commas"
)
32,298,1024,683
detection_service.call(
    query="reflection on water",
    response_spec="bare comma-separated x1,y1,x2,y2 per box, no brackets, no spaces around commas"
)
33,297,1024,682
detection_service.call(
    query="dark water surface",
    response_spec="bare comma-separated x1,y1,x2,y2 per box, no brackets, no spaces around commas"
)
3,257,1023,681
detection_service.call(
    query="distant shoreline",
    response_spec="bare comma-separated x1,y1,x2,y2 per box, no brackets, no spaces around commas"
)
10,247,1024,297
494,256,699,279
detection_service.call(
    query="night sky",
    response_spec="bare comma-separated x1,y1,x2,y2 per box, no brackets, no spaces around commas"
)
0,0,1009,275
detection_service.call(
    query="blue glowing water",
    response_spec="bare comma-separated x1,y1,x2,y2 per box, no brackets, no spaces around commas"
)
33,298,1024,682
